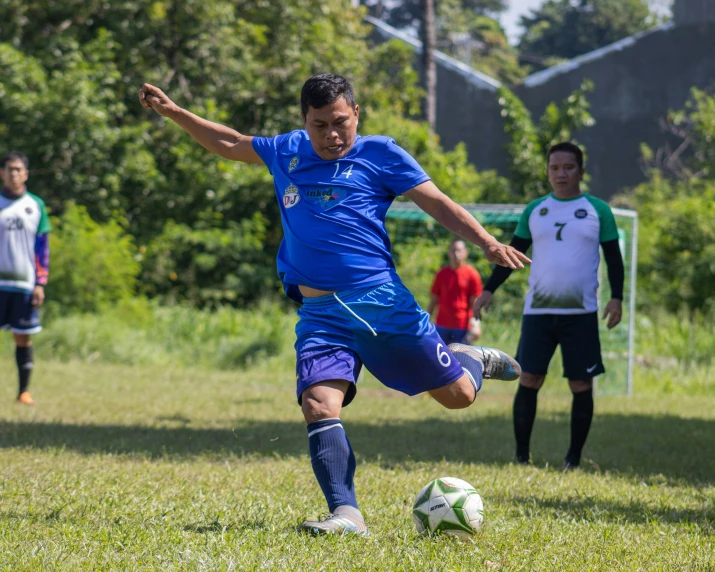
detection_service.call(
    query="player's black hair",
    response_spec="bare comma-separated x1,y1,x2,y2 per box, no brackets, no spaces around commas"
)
2,151,29,169
547,142,584,169
301,74,356,115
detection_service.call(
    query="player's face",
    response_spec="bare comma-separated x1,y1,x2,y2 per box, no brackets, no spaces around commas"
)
302,97,359,161
547,151,584,196
448,241,468,265
1,159,29,194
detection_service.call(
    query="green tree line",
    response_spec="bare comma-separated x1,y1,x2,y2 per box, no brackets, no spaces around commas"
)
0,0,512,308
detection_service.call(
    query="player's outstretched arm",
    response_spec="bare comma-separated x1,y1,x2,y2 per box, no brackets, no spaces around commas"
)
404,181,531,269
138,83,262,164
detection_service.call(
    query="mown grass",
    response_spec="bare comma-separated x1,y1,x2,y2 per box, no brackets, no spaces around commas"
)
0,352,713,571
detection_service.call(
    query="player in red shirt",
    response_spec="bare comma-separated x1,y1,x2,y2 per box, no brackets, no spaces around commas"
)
428,238,483,345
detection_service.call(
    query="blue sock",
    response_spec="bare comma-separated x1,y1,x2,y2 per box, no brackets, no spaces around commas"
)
452,351,484,396
307,418,358,512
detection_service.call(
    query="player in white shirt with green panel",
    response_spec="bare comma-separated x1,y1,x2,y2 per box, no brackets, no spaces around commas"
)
475,142,625,470
0,152,51,405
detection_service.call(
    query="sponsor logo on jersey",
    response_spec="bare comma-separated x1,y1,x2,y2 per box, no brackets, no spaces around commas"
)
305,188,342,208
288,156,299,172
539,207,548,216
575,209,588,219
283,183,300,209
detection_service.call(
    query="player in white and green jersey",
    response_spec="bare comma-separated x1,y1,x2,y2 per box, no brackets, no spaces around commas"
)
475,142,625,469
0,151,51,405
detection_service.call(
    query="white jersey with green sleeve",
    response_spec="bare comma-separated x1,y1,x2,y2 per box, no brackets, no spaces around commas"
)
0,192,51,293
514,193,619,315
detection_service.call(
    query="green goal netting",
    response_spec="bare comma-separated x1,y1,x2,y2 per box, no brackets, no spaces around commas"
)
386,203,638,396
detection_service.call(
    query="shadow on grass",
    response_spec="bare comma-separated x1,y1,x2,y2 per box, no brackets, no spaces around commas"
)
0,413,712,485
183,519,270,534
507,494,715,529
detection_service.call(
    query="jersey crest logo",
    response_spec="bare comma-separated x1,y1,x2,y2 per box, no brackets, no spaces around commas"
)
288,156,299,172
539,207,548,216
574,209,588,219
25,207,33,214
283,184,300,209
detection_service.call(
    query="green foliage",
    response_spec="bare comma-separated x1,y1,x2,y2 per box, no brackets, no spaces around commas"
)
371,0,523,85
641,88,715,181
360,40,424,119
498,80,595,201
376,0,507,30
48,204,140,314
140,212,278,306
519,0,655,66
615,174,715,314
615,89,715,315
0,0,518,306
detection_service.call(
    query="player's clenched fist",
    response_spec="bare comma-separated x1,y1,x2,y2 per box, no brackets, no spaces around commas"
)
484,240,531,270
139,84,177,117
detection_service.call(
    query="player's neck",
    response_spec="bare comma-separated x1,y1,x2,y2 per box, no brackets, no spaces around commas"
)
553,187,582,200
1,186,26,200
450,262,465,270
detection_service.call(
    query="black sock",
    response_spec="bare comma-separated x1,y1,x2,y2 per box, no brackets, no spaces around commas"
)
16,346,33,396
513,385,538,461
566,388,594,466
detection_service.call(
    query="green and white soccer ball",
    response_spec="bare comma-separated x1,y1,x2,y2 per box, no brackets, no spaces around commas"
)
412,477,484,539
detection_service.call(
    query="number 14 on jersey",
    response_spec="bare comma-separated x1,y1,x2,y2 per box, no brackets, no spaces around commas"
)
332,162,354,178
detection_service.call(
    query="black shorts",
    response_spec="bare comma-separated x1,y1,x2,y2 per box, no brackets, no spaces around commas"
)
0,290,41,334
516,313,604,380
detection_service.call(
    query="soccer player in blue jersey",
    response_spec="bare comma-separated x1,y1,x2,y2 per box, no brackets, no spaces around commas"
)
139,74,530,536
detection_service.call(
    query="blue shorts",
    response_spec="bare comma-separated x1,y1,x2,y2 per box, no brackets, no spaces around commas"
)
0,289,41,334
436,326,469,345
295,281,464,407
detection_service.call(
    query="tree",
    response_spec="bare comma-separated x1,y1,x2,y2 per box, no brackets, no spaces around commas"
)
614,89,715,315
497,80,596,201
372,0,506,31
519,0,654,65
436,0,525,85
640,88,715,181
369,0,524,84
1,0,512,306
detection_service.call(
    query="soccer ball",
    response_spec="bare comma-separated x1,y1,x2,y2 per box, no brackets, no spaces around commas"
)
412,477,484,539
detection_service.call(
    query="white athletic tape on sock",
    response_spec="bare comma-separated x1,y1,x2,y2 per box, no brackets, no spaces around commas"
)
307,423,344,438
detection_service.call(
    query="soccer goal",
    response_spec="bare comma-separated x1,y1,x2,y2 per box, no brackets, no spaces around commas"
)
386,202,638,396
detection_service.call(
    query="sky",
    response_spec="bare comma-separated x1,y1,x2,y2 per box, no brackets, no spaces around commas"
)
500,0,546,45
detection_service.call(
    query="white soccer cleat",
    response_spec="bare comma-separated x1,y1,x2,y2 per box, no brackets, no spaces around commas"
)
299,506,369,536
448,344,521,381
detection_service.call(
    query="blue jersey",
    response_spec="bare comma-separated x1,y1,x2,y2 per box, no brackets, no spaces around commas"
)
252,130,430,302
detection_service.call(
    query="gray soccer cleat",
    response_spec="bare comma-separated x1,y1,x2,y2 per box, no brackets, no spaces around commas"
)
448,343,521,381
299,506,369,537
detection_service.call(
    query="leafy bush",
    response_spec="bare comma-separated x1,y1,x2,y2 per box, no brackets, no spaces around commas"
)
614,175,715,314
48,204,140,314
140,212,279,306
498,80,595,201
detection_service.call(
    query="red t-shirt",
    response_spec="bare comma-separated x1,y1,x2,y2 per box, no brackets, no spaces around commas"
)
431,265,483,329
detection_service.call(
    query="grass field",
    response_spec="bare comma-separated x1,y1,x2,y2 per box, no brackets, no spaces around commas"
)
0,354,713,571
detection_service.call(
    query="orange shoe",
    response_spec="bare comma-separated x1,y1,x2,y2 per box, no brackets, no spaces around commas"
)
17,391,35,405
